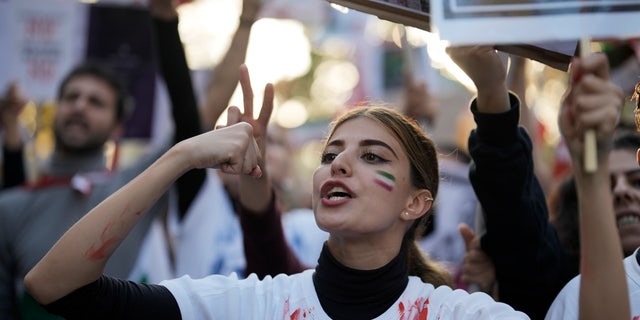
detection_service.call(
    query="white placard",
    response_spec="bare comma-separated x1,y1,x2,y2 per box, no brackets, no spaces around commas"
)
431,0,640,45
0,0,13,90
8,0,87,102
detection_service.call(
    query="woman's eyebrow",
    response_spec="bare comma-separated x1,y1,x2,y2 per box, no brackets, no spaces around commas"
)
360,139,398,159
326,139,344,148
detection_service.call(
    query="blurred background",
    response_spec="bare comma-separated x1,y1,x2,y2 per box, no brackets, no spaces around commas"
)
1,0,639,201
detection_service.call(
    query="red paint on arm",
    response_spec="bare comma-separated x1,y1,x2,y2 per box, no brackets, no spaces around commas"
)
84,237,119,260
83,215,123,261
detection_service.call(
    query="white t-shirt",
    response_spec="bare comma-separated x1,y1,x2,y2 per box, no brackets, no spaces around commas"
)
545,248,640,319
162,269,529,320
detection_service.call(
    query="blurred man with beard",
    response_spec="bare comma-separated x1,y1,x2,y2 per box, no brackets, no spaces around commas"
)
0,7,204,317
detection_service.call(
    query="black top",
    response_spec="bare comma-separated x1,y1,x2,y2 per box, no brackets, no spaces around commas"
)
468,93,577,320
313,243,409,320
45,276,180,320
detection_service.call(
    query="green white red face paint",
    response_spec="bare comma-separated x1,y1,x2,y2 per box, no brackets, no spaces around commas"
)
374,170,395,192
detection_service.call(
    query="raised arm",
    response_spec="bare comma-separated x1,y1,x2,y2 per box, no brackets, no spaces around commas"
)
449,46,572,319
150,0,206,218
558,53,628,320
227,65,308,276
233,65,273,212
201,0,262,129
1,82,28,189
24,122,262,305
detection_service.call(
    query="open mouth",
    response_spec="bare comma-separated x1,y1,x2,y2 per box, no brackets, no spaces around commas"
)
325,186,352,200
320,181,355,203
617,214,640,228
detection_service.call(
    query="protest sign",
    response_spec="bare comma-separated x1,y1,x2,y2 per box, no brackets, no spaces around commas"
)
324,0,638,71
431,1,640,46
329,0,430,30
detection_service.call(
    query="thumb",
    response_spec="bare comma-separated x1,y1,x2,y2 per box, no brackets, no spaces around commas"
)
458,223,476,252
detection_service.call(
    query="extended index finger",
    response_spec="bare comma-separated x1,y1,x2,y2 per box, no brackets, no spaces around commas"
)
239,64,254,119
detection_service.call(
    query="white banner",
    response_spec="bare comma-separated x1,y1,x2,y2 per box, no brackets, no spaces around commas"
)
0,0,13,90
7,0,87,102
431,0,640,45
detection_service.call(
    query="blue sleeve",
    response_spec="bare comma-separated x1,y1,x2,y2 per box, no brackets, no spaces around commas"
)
468,93,576,320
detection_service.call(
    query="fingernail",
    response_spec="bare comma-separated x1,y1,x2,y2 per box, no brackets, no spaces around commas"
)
251,166,262,178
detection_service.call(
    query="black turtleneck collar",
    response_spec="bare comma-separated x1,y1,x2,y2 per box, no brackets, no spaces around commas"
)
312,242,409,320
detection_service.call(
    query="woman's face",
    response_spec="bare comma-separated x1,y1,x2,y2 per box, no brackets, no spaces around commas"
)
312,117,416,240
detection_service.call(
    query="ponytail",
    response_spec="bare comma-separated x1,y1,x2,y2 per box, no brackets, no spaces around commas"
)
405,222,453,288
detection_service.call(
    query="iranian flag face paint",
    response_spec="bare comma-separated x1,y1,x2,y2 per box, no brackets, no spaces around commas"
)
374,170,396,192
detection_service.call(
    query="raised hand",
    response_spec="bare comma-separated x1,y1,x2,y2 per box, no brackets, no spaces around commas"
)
558,53,623,170
403,71,437,125
225,64,275,212
1,81,28,150
447,45,510,114
225,64,274,161
458,223,497,297
447,45,506,93
187,122,262,178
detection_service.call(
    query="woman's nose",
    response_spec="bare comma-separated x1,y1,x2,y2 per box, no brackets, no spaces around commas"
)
330,152,352,177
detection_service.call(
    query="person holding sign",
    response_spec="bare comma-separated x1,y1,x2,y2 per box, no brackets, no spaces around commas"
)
447,45,574,319
448,45,630,320
545,78,640,318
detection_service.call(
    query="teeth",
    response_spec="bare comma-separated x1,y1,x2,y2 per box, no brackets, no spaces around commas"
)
326,186,351,199
329,186,347,194
617,215,640,227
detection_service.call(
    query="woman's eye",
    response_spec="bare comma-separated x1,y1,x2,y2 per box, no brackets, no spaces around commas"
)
362,152,387,163
321,152,337,164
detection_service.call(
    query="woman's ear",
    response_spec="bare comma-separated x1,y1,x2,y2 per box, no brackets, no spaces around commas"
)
402,189,434,220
